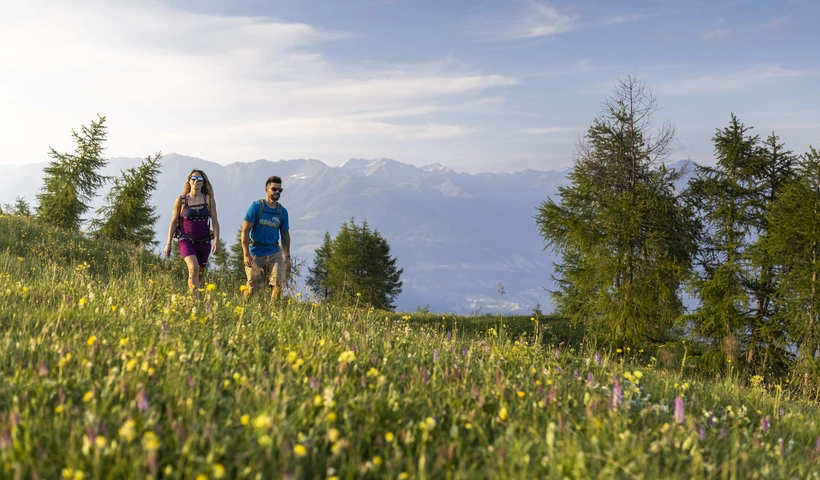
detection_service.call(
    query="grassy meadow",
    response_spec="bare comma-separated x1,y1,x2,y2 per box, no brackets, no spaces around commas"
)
2,214,820,479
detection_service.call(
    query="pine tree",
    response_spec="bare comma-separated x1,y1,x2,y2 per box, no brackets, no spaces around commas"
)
211,237,230,272
762,146,820,386
306,232,332,300
12,197,32,217
535,75,697,344
91,152,162,246
687,115,759,362
36,115,109,231
229,228,248,283
311,219,403,310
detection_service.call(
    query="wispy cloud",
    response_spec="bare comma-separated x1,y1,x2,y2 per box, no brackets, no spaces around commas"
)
701,28,733,40
521,126,584,135
468,2,640,40
766,15,791,29
656,65,807,95
0,0,517,166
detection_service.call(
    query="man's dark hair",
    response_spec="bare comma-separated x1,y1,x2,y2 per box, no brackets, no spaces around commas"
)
266,176,282,186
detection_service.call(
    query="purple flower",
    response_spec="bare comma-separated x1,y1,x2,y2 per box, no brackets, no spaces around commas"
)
719,428,727,439
446,331,451,341
674,396,685,424
761,415,770,431
587,372,594,383
594,351,601,365
433,349,439,363
310,376,320,389
462,348,468,357
611,377,622,409
554,347,561,359
699,427,706,441
137,389,149,412
422,369,430,384
573,369,580,380
779,408,785,417
555,366,562,374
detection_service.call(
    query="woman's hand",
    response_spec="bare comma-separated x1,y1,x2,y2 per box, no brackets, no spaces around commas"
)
163,244,172,257
212,241,219,255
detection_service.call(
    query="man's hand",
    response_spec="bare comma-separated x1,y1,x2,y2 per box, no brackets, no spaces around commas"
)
244,255,253,268
285,257,292,274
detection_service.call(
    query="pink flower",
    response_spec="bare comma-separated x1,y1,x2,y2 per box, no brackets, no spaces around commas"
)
137,389,150,412
674,396,685,424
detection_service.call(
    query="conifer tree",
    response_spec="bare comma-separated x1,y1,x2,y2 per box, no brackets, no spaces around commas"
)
687,115,759,360
762,146,820,382
91,152,162,246
306,232,332,300
536,75,697,344
36,115,109,231
310,219,402,310
12,197,32,217
229,228,248,282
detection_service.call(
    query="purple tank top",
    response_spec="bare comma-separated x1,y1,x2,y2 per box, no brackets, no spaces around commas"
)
179,194,211,241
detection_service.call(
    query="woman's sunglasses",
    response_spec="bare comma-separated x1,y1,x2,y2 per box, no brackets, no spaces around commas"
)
190,176,204,181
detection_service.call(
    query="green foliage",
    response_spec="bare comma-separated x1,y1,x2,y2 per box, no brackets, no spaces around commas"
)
308,219,402,310
12,197,32,217
91,152,162,246
1,227,820,477
687,116,797,376
536,76,697,345
36,115,110,231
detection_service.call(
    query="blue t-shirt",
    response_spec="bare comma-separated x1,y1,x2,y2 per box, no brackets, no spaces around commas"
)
244,201,289,257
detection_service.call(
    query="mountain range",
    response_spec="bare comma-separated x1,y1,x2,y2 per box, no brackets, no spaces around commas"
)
2,154,577,313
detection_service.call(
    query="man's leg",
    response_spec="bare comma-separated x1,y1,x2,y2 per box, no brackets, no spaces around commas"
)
244,255,268,301
269,251,285,302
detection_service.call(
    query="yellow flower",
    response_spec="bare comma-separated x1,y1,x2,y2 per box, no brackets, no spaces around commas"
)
297,292,302,297
517,391,526,398
83,391,94,402
95,436,107,449
86,335,96,346
338,350,356,364
398,473,410,480
327,412,337,421
498,407,508,421
142,431,160,451
239,285,248,292
119,337,129,347
258,435,273,447
424,417,436,428
385,432,394,442
240,414,250,425
196,475,208,480
465,422,472,430
372,456,383,466
328,428,340,443
119,420,136,442
633,370,643,379
234,306,244,315
79,297,87,306
314,395,323,406
294,444,307,457
616,348,623,353
213,463,226,479
206,283,217,291
253,414,272,429
366,368,379,378
286,351,298,364
111,306,117,312
356,292,362,297
54,405,63,414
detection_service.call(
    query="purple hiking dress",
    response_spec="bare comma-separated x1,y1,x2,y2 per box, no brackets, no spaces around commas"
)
177,194,212,266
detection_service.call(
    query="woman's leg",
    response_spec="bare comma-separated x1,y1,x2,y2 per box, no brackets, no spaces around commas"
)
183,255,201,297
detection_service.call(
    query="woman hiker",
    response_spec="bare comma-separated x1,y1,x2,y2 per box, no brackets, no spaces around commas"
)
163,169,220,297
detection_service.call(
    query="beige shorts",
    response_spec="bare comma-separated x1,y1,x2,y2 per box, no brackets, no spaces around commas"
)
245,251,286,294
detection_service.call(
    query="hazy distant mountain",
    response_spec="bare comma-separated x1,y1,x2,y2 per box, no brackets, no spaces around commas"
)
0,154,692,313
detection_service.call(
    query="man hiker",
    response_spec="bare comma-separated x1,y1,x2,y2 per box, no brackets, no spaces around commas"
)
241,175,291,301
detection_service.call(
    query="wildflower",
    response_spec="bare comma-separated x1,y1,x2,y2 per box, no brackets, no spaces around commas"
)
720,428,727,438
294,444,307,457
79,297,87,306
240,414,250,425
252,414,272,429
594,351,601,365
587,371,594,383
616,348,623,353
286,351,298,364
328,428,340,443
54,405,63,414
633,370,643,380
612,377,622,409
83,391,94,402
498,407,508,421
258,435,273,446
239,285,248,292
86,335,96,346
433,349,439,362
385,432,394,442
233,306,244,315
674,396,685,424
517,391,526,398
206,283,216,291
699,427,706,441
779,408,785,417
196,475,207,480
338,350,356,364
424,417,436,429
142,431,160,451
137,389,149,412
761,415,770,431
119,337,129,347
356,292,361,297
213,464,226,479
398,473,410,480
95,436,107,449
372,456,383,466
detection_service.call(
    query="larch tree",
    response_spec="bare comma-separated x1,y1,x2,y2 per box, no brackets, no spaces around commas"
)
36,115,110,231
536,75,697,345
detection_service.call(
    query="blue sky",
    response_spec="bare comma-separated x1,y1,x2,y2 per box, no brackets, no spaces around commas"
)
1,0,817,172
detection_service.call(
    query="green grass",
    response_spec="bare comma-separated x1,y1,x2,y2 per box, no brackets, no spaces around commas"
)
2,214,820,479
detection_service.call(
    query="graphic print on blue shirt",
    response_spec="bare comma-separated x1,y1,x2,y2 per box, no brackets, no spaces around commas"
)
244,201,289,257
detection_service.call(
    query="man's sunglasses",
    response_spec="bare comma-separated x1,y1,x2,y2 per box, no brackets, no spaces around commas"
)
270,187,283,192
190,176,204,181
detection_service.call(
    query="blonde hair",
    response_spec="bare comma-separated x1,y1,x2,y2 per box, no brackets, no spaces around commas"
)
181,169,214,197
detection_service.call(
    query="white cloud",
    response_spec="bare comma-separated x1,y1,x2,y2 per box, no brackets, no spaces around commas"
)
521,126,583,135
0,0,517,166
656,65,807,95
481,2,641,40
701,28,734,40
765,15,791,29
